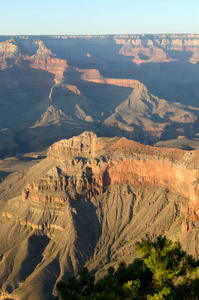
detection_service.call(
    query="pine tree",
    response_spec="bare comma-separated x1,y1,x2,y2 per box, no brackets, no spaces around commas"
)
56,236,199,300
136,235,199,298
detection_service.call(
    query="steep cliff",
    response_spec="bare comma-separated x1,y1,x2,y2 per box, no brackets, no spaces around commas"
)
114,34,199,64
22,132,199,214
1,132,199,299
30,41,68,83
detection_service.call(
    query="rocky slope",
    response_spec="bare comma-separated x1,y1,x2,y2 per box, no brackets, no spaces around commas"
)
0,132,199,299
0,35,199,157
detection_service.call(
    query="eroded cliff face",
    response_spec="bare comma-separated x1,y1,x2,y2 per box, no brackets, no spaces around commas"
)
0,36,199,158
114,34,199,64
80,69,147,89
22,132,107,203
22,132,199,230
30,41,68,83
0,39,28,69
0,39,68,83
47,131,103,159
2,132,199,299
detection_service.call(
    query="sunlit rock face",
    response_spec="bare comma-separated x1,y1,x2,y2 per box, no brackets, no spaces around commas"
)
23,132,199,221
0,39,28,69
1,131,199,299
115,34,199,64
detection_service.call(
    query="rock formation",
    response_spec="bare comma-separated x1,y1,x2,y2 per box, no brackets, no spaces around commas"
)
0,39,28,69
0,39,68,81
80,69,147,89
1,34,199,298
0,35,199,157
30,41,68,83
114,34,199,64
1,132,199,299
22,132,199,228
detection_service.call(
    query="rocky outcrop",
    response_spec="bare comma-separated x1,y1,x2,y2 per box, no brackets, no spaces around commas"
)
47,131,104,160
22,132,199,229
0,39,68,83
2,132,199,299
22,132,107,202
30,41,68,82
80,69,147,89
22,160,105,203
119,45,174,65
49,84,81,100
0,39,28,69
114,34,199,64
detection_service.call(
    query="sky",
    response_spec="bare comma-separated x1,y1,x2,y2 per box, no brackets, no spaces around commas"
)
0,0,199,35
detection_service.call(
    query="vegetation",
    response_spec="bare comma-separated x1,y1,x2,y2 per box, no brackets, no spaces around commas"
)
55,236,199,299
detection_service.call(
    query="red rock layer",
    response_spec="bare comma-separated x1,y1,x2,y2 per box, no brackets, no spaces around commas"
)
30,41,68,82
22,132,199,232
119,45,174,65
31,57,68,81
0,39,68,82
115,35,199,64
80,69,147,89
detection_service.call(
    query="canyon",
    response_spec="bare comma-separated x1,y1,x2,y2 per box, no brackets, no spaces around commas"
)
0,132,199,299
0,35,199,157
1,34,199,299
23,132,199,206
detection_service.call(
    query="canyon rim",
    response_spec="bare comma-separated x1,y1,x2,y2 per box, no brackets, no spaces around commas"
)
1,34,199,299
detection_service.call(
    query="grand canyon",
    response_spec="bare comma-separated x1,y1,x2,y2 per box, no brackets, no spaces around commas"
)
1,34,199,299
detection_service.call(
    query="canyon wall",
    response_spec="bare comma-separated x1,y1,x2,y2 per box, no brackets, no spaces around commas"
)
113,34,199,64
1,36,199,158
80,69,147,89
3,131,199,299
30,41,68,83
22,133,199,226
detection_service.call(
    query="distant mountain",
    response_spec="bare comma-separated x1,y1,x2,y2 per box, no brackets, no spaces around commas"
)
0,34,199,157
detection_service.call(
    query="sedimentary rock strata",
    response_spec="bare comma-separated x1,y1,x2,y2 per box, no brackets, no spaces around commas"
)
30,41,68,82
114,34,199,64
1,132,199,299
22,132,199,227
1,35,199,157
